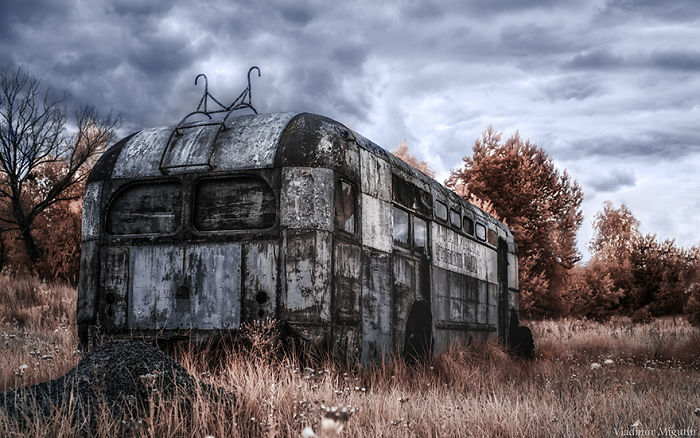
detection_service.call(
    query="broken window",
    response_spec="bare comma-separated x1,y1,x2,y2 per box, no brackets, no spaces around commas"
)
194,177,276,231
335,180,356,234
450,209,461,228
107,182,182,235
393,207,409,246
475,222,487,241
414,216,427,251
434,200,448,222
463,216,474,235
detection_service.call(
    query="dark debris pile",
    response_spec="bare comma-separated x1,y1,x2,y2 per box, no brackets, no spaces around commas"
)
1,340,232,429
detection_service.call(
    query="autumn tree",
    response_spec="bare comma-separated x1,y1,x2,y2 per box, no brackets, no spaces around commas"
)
446,126,584,317
0,67,118,266
391,141,436,178
576,201,698,320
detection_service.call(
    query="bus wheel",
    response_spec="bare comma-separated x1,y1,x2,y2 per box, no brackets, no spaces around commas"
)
510,326,535,360
403,299,433,365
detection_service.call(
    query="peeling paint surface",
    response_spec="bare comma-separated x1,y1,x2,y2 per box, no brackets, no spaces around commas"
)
161,124,220,173
81,182,102,241
112,127,172,178
101,246,129,328
77,241,99,324
361,250,392,363
128,243,241,329
187,243,241,329
283,231,332,322
211,113,296,170
280,167,334,231
360,195,393,253
243,241,279,321
359,149,391,201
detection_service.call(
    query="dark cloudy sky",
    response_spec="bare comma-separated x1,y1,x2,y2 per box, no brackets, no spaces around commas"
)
1,0,698,258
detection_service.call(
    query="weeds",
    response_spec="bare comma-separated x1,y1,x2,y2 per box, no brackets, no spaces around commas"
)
1,276,698,437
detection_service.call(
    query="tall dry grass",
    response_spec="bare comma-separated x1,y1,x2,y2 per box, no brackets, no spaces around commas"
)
1,276,699,437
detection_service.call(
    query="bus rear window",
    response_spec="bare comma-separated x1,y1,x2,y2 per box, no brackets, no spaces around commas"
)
194,177,276,231
107,182,182,235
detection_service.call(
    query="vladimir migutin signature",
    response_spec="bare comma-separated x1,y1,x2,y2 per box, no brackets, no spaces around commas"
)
612,425,697,437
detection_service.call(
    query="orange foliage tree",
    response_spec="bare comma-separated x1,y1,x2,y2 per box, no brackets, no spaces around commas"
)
573,201,699,321
0,67,117,281
446,127,583,318
391,141,436,178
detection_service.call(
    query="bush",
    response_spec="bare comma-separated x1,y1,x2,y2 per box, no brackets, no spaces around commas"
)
631,307,653,324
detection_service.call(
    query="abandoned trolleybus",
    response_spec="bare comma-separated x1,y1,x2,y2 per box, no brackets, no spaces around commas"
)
78,109,533,363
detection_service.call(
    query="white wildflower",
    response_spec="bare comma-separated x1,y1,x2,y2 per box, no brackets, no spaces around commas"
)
590,362,601,370
603,359,614,365
301,426,316,438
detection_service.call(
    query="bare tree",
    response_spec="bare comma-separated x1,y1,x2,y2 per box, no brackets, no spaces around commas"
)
0,67,119,262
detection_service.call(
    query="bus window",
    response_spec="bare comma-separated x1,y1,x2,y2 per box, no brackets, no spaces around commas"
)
450,209,461,228
108,182,182,235
414,216,427,251
335,180,356,234
434,200,448,222
475,222,486,241
487,228,498,246
463,216,474,235
393,207,409,246
194,177,276,231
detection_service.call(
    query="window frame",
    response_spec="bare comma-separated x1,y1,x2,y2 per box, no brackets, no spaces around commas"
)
449,208,461,229
392,205,411,248
463,214,474,236
334,178,358,236
475,222,487,241
434,200,448,222
105,180,184,237
192,175,278,233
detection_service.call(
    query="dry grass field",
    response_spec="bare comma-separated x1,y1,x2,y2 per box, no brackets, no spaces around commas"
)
1,274,698,437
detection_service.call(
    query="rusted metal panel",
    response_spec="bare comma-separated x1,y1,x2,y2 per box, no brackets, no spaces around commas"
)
333,242,361,322
128,245,184,329
280,167,334,231
360,195,393,253
243,241,279,321
361,250,392,364
211,113,296,170
112,128,172,178
432,222,493,281
359,149,391,201
77,241,99,324
488,284,499,326
81,182,102,241
477,281,488,324
187,243,241,329
282,230,332,322
160,124,220,173
100,246,129,329
392,254,417,351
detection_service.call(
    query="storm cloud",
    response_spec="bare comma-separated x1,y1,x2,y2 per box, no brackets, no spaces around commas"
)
1,0,698,257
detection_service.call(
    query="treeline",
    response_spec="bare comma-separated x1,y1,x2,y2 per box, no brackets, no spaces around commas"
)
567,202,699,323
